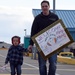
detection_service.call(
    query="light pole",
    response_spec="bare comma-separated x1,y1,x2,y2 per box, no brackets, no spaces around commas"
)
24,29,26,36
53,0,55,13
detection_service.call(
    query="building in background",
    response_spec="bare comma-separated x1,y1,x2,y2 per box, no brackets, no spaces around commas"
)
24,35,30,49
0,41,11,49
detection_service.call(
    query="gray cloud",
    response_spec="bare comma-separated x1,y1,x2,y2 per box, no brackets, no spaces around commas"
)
0,6,33,43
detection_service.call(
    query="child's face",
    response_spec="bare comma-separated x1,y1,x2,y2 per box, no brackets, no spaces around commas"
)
12,38,19,46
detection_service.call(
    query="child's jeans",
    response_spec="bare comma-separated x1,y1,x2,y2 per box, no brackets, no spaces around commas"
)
10,64,21,75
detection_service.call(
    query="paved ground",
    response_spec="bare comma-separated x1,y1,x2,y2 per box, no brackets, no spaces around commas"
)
0,50,75,75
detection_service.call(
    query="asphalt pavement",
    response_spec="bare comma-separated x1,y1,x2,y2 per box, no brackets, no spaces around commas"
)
0,50,75,75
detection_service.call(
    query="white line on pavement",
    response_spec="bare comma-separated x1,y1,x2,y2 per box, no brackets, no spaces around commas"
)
0,54,6,58
23,62,39,69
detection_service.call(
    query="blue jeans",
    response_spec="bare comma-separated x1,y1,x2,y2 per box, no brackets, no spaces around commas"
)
38,53,57,75
10,64,21,75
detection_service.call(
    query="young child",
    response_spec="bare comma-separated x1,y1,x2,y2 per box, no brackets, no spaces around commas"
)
5,36,26,75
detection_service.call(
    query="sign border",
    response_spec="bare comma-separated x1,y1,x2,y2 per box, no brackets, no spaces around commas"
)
32,19,74,60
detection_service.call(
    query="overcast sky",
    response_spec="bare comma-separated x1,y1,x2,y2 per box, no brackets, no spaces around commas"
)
0,0,75,44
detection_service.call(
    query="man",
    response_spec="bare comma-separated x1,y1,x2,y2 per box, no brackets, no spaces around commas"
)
28,0,59,75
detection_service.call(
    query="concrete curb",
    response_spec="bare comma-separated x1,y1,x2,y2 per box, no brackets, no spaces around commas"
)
0,48,8,50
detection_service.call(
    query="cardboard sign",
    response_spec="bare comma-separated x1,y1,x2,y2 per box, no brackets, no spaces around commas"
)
32,19,74,60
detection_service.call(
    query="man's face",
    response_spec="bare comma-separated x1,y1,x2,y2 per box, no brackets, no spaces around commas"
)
41,2,50,14
12,38,19,46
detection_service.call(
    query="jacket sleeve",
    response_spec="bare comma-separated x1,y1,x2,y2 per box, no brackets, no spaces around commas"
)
22,48,27,52
56,14,59,21
29,17,39,45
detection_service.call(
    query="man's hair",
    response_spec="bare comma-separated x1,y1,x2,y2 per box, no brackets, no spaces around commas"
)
11,36,20,44
41,0,50,6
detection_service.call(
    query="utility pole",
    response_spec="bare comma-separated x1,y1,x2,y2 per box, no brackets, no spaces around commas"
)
24,29,26,36
53,0,55,13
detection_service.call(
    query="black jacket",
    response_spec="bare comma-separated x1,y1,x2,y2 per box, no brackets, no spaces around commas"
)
30,11,59,45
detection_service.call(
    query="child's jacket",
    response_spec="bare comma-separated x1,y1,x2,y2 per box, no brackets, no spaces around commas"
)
5,45,26,65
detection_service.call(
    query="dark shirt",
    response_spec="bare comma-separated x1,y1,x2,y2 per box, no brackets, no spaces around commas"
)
30,11,59,45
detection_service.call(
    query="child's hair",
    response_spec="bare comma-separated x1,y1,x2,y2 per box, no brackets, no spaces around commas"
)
11,36,20,44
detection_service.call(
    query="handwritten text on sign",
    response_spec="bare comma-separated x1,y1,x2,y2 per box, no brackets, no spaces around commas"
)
35,23,70,56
